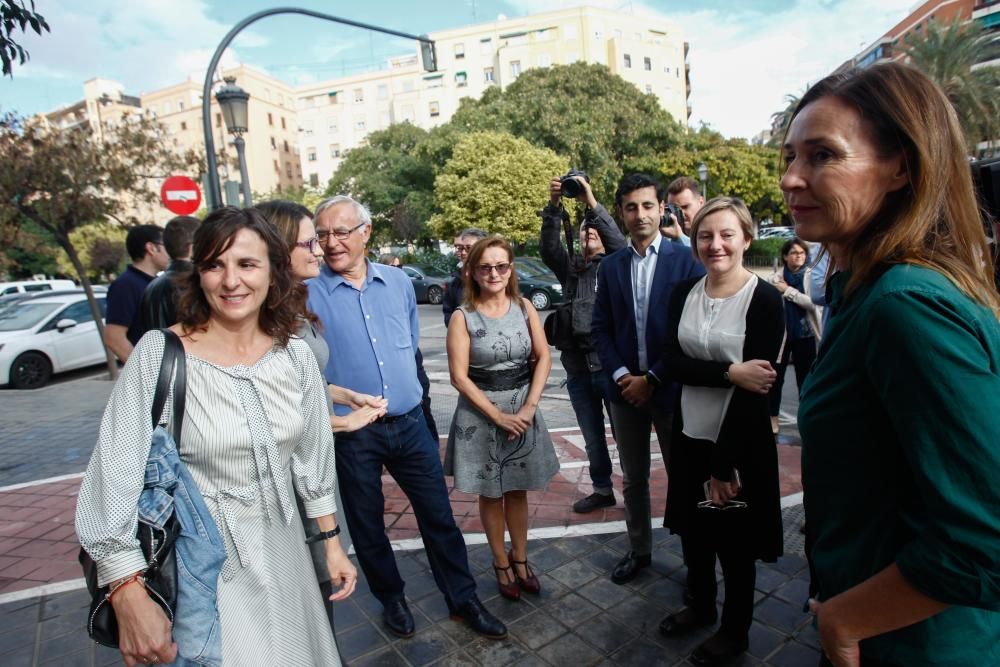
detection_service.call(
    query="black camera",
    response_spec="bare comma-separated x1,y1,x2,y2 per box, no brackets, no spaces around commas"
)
560,169,589,199
662,202,685,229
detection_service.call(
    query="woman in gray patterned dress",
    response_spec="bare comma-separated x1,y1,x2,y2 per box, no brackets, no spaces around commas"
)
445,235,559,601
76,207,357,666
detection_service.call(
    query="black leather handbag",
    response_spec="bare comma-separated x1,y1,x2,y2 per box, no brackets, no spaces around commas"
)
79,330,187,648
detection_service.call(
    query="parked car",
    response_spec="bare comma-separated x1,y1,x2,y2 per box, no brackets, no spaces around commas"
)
758,226,796,240
0,290,108,389
516,268,564,311
0,279,76,295
402,264,451,304
514,257,551,278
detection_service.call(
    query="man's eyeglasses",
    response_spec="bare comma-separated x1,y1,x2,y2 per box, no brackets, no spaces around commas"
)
455,244,473,253
475,262,512,277
786,250,807,257
317,222,366,244
295,237,321,252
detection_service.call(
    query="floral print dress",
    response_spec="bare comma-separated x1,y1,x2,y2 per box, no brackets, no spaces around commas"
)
444,302,559,498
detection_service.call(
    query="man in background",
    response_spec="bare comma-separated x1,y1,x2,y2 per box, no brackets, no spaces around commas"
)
140,215,200,334
442,228,487,326
103,224,169,362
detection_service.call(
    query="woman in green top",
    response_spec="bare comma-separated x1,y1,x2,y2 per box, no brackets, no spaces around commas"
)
782,63,1000,666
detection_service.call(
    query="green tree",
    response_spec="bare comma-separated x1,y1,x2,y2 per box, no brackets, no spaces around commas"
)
448,62,685,205
326,123,436,243
905,18,1000,155
252,184,327,212
628,138,787,223
0,219,59,277
0,112,199,379
1,0,49,77
767,93,802,148
54,223,127,282
429,131,567,244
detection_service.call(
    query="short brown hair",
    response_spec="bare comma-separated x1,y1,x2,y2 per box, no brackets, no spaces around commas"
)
175,206,305,346
462,235,521,310
787,62,998,315
162,216,200,260
689,197,754,264
667,176,701,198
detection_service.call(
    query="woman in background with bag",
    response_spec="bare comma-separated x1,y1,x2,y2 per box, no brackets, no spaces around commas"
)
76,206,356,666
659,197,785,666
445,235,559,601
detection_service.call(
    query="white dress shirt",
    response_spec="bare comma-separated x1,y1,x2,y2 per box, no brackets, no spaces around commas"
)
613,234,663,381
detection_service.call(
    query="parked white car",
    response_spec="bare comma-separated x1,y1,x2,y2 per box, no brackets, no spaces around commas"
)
0,291,108,389
0,279,76,295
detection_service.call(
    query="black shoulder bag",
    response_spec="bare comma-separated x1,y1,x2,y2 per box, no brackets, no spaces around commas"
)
79,329,187,648
543,209,577,349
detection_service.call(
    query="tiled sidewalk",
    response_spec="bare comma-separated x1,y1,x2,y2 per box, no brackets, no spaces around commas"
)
0,428,803,594
0,508,818,667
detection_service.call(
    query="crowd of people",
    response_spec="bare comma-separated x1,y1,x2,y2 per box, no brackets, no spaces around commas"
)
77,61,998,667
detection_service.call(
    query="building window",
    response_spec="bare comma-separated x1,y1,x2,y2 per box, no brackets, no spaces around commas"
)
327,118,338,134
377,84,388,99
180,121,187,131
285,162,293,178
480,38,492,55
429,101,440,117
355,119,366,131
283,140,289,152
594,30,603,40
268,112,274,126
307,147,317,162
330,144,340,158
273,159,280,172
270,136,277,149
664,66,671,74
624,54,632,68
644,57,652,70
645,85,653,94
302,120,314,136
309,173,319,187
177,100,184,111
484,67,495,83
510,60,521,78
455,71,467,87
215,112,222,128
454,43,465,59
354,88,364,102
281,117,286,129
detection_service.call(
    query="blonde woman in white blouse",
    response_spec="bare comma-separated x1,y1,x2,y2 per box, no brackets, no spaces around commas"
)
658,197,785,667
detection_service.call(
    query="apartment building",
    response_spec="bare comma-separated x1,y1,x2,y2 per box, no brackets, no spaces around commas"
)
296,5,690,187
41,78,143,139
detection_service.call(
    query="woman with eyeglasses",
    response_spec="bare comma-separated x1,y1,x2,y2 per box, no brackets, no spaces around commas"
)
255,200,387,631
658,197,784,666
444,235,559,602
767,238,822,435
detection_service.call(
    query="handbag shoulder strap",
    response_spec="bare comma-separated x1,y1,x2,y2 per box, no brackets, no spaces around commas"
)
150,329,187,445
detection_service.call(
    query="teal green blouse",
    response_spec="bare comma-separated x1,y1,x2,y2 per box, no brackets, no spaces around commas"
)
799,264,1000,666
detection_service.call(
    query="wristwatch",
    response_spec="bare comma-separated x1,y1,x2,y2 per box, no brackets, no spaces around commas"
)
722,370,731,384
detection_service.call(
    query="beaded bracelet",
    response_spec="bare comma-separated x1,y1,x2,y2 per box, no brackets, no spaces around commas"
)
106,572,145,602
305,525,341,544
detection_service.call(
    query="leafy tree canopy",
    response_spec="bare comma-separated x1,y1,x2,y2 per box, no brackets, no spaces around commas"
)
325,122,436,243
1,0,49,77
448,62,685,204
54,223,127,282
430,131,568,244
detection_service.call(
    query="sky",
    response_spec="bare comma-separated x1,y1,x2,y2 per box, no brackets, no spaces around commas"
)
1,0,919,139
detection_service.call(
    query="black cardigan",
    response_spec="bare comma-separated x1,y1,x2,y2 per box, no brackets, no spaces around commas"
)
661,275,786,561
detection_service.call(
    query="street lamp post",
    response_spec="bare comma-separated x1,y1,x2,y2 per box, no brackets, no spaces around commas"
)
201,7,438,210
215,77,252,207
697,162,708,199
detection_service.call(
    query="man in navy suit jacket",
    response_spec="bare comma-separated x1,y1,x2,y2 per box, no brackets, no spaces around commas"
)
592,173,706,584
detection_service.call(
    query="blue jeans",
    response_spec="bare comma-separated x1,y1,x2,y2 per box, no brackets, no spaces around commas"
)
565,368,614,492
333,405,477,607
139,428,227,667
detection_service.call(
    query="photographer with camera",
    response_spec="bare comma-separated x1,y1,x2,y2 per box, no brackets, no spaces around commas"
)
539,170,626,513
660,200,691,247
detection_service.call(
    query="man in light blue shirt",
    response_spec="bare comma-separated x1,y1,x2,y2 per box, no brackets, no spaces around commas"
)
307,196,506,641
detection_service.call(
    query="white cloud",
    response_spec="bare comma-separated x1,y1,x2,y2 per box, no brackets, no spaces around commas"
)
502,0,915,138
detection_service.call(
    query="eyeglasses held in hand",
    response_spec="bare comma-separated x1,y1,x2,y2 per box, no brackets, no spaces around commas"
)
475,262,512,277
316,222,366,243
295,237,321,252
697,499,749,511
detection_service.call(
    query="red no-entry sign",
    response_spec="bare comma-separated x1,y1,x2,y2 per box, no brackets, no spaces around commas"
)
160,176,202,215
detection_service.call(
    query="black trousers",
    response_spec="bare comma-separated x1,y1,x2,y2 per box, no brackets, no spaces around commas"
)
682,514,757,642
769,336,816,416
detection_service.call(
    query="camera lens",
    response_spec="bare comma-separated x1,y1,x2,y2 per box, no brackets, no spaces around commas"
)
561,178,581,198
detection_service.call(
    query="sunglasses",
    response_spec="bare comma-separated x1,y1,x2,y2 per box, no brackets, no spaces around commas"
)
475,262,512,277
